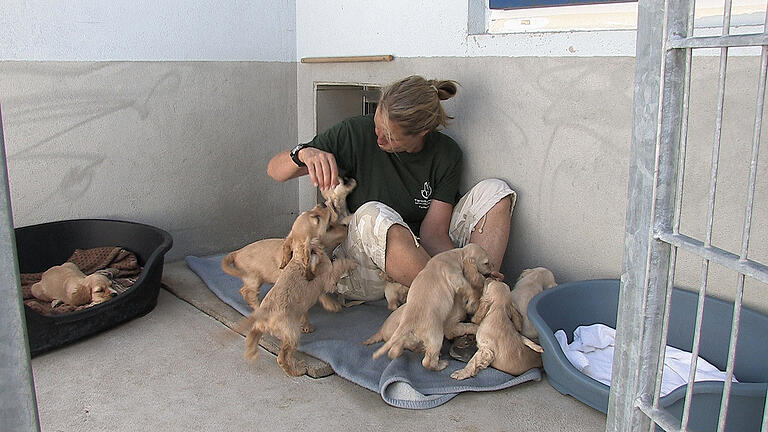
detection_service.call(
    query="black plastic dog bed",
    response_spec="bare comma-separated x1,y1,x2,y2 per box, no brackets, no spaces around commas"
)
15,219,173,356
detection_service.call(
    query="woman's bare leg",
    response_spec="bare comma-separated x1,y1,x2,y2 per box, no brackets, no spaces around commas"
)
468,195,512,274
384,224,430,287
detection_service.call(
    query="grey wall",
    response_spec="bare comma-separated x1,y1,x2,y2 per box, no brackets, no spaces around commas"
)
0,61,298,261
1,55,764,313
297,56,768,313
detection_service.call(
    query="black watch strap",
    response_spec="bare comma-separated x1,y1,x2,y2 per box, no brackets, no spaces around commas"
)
290,144,307,167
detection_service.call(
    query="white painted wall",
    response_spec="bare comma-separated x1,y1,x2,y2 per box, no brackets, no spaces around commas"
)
295,0,637,58
294,0,761,58
0,0,296,61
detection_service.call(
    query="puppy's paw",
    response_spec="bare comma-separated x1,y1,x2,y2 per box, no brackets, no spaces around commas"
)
451,369,471,380
490,271,505,282
319,295,342,313
284,360,308,377
436,359,449,371
244,350,260,363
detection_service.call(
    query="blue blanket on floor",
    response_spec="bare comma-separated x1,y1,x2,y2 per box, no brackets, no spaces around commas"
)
185,254,541,409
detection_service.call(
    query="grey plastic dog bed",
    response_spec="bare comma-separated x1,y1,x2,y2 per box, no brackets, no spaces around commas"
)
528,279,767,432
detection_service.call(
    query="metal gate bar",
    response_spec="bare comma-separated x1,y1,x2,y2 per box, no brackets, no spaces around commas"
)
607,0,685,428
655,232,768,283
610,0,768,430
717,9,768,430
0,104,41,431
670,33,768,49
679,1,734,428
649,4,699,422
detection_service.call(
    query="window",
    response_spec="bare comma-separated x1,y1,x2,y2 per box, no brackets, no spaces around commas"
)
489,0,630,8
474,0,766,35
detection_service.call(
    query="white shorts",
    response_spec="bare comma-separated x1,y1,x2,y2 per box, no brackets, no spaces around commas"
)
335,178,516,301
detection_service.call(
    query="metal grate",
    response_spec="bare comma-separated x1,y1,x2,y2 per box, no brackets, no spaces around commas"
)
608,0,767,431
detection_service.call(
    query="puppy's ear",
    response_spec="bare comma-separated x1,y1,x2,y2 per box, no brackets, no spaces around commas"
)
462,257,486,290
472,296,492,324
280,237,294,269
518,268,532,281
507,302,524,332
307,251,320,280
299,239,317,281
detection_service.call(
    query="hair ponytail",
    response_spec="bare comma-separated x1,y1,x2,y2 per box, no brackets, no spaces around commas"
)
378,75,459,135
429,79,458,101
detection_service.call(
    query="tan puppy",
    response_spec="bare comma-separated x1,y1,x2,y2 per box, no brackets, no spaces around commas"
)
363,284,481,348
377,270,409,311
222,204,347,310
279,204,348,271
243,239,356,376
451,279,543,380
30,262,114,307
509,267,556,340
372,243,494,371
320,177,356,224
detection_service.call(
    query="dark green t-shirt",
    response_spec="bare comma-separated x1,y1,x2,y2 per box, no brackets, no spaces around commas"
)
306,114,463,235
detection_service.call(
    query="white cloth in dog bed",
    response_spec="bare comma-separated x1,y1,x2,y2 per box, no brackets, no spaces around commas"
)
555,324,737,397
185,253,541,409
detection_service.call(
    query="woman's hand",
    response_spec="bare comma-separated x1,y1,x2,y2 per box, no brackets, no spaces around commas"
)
299,147,339,190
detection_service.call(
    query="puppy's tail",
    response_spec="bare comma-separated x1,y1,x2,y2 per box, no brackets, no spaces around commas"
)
372,338,393,359
372,329,406,360
522,336,544,353
232,313,256,336
221,252,243,278
362,330,383,346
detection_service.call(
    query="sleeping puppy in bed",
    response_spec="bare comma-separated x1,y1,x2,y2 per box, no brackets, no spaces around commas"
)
221,203,348,310
451,279,543,380
31,262,115,307
242,238,356,376
509,267,556,340
372,243,494,371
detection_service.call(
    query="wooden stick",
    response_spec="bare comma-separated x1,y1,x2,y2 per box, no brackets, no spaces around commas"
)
301,55,394,64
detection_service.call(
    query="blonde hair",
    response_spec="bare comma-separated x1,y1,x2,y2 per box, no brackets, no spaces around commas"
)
378,75,458,136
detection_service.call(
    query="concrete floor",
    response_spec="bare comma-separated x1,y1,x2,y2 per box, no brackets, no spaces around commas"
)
31,288,607,432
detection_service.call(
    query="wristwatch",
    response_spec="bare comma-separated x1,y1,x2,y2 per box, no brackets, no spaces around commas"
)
290,144,307,167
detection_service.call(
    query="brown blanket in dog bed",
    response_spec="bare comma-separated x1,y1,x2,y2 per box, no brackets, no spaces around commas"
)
20,247,142,315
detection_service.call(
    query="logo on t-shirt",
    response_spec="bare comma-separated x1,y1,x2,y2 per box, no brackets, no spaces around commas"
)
421,182,432,199
414,181,432,209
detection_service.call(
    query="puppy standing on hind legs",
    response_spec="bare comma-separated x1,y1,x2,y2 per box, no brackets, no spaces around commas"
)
221,203,348,311
242,238,356,376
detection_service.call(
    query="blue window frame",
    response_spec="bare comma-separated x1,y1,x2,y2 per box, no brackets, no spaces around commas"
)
490,0,635,9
